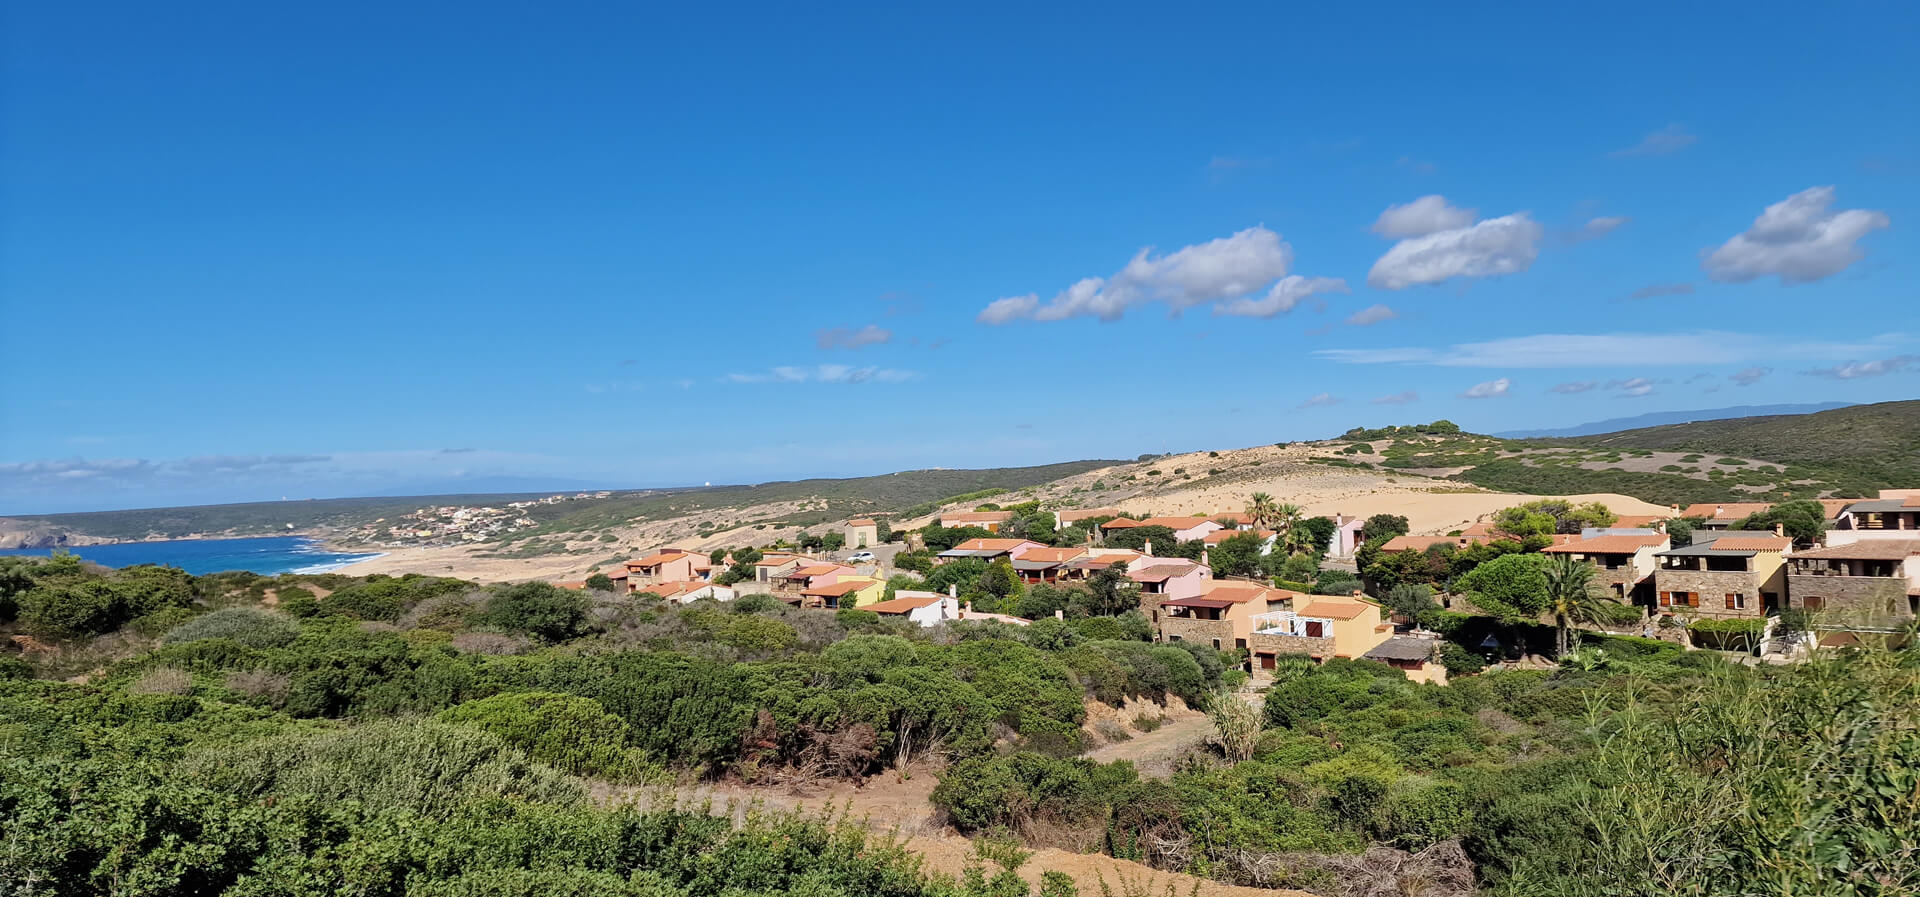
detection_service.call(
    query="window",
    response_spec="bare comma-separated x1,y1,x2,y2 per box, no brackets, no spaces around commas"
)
1211,638,1221,649
1725,593,1745,610
1803,596,1825,612
1305,621,1324,638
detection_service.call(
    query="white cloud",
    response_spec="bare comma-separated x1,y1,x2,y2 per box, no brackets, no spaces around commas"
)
1574,216,1629,241
1315,330,1897,368
1460,378,1511,399
1801,355,1918,379
1550,380,1599,394
1611,124,1697,158
1702,186,1890,284
977,226,1345,323
1297,393,1342,408
815,324,892,350
1371,391,1419,405
1366,213,1544,289
1217,276,1350,318
725,365,916,384
1370,195,1476,239
1730,366,1771,386
1608,377,1657,397
1344,304,1399,327
1626,282,1694,300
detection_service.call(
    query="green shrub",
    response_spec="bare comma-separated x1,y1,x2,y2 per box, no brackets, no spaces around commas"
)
438,691,656,781
164,607,301,649
480,582,588,642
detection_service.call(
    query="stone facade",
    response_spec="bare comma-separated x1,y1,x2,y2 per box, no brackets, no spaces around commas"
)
1157,616,1237,649
1248,631,1334,657
1654,568,1780,619
1786,574,1915,626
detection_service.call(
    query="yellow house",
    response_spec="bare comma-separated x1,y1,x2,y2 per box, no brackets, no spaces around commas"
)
797,576,886,609
1246,594,1394,668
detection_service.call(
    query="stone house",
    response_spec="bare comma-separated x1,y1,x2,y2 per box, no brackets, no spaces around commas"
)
1152,582,1297,653
1244,594,1393,670
1785,539,1920,642
1541,532,1670,604
1653,530,1790,617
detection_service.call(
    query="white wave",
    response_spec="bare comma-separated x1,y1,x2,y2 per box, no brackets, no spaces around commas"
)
289,552,386,574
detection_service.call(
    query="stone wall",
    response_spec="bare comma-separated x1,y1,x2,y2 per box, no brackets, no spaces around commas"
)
1157,616,1234,648
1249,632,1334,657
1786,574,1914,626
1654,569,1770,619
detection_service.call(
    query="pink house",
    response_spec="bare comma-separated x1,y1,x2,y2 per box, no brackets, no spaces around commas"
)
1128,558,1212,605
936,538,1046,564
626,550,700,590
1137,516,1226,543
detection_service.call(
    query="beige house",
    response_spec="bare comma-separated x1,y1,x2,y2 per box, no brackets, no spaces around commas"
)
1154,582,1298,652
1245,595,1394,668
844,518,880,549
1653,531,1790,617
626,550,699,590
1542,533,1669,603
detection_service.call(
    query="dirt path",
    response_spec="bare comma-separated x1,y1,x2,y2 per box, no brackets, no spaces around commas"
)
1085,693,1261,779
625,769,1312,897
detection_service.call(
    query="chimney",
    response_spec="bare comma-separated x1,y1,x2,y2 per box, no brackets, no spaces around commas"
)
1144,539,1154,557
1773,522,1784,537
1201,548,1211,568
962,601,973,617
1054,609,1064,620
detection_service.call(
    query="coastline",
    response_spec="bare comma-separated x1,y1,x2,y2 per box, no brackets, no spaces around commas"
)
326,542,608,583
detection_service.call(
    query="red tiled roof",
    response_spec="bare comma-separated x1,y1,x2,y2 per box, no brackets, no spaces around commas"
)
1160,597,1237,610
1543,534,1669,554
1128,563,1199,583
862,595,941,614
1611,515,1670,529
1100,518,1143,529
953,538,1040,552
1203,528,1273,544
788,564,843,578
802,579,874,597
1138,516,1218,530
1298,599,1376,620
1057,508,1121,523
1790,540,1920,560
848,518,877,526
1198,582,1277,604
1708,536,1791,551
1018,547,1087,563
1906,496,1920,508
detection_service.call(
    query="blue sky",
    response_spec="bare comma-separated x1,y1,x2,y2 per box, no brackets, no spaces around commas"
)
4,2,1917,513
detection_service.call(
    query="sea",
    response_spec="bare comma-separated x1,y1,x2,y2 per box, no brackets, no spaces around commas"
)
0,536,385,576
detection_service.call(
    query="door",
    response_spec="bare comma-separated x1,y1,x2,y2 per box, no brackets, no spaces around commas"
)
1258,653,1276,670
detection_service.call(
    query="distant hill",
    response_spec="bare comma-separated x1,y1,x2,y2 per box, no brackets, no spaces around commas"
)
7,460,1121,544
1493,402,1855,439
1558,399,1920,493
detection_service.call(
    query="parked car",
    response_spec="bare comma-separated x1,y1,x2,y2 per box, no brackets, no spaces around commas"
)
848,551,876,563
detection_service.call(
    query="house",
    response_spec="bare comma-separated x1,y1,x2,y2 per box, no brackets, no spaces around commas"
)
775,562,857,593
1211,512,1256,530
940,511,1013,532
647,580,738,605
1364,635,1448,685
1328,513,1366,558
863,591,1033,627
936,538,1045,564
844,518,880,549
1153,581,1298,653
1010,546,1088,583
1830,493,1920,539
1542,533,1670,603
601,567,630,590
794,577,886,609
1245,594,1394,669
754,553,810,583
1380,534,1485,553
1611,514,1670,530
1785,539,1920,642
1062,549,1145,581
1679,502,1775,531
1202,528,1277,553
1057,508,1122,527
1653,530,1791,617
1136,516,1226,542
1099,517,1144,532
1128,559,1211,605
626,550,699,590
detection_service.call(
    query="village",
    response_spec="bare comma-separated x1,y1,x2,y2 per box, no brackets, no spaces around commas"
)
337,491,616,547
566,489,1920,684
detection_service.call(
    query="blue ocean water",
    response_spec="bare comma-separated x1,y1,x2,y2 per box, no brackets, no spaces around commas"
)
0,536,384,576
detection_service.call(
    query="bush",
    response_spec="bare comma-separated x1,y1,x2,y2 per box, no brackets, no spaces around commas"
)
438,691,656,781
163,607,302,649
480,582,589,642
1439,643,1486,675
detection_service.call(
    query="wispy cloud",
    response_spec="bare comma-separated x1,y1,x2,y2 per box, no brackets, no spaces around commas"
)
815,324,893,350
1801,355,1918,380
1625,282,1694,301
1610,124,1697,158
1371,391,1419,405
1703,186,1891,284
724,364,917,384
1571,216,1629,242
1730,366,1771,386
1297,393,1342,409
1550,380,1599,394
1344,304,1399,327
1315,331,1899,369
1608,377,1657,397
978,227,1346,324
1460,378,1511,399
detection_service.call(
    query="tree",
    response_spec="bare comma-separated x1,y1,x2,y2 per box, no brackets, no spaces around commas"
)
822,532,847,552
1666,516,1703,548
876,519,894,543
1495,500,1617,536
1247,493,1280,530
1296,516,1337,557
1455,553,1550,623
481,581,589,643
1084,562,1141,616
1543,555,1613,657
1736,500,1827,544
1274,502,1305,545
1103,525,1200,559
977,559,1022,607
1361,514,1410,543
709,547,728,565
1208,531,1266,578
584,573,614,592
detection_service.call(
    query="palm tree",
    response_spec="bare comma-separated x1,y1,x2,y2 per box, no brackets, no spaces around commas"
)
1544,554,1611,657
1246,493,1279,530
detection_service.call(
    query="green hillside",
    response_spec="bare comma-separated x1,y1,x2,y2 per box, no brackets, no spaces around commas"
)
1560,399,1920,491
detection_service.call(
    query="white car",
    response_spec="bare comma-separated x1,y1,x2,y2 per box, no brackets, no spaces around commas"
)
848,551,876,563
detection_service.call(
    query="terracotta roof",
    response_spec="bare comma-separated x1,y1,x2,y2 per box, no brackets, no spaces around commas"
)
1906,496,1920,508
1461,521,1496,537
1100,518,1143,529
1069,552,1141,570
1128,563,1200,583
861,595,941,614
1680,502,1774,520
1790,540,1920,560
954,538,1040,552
1198,582,1278,604
1611,514,1670,529
847,518,877,526
942,511,1013,523
1816,500,1856,518
1543,534,1669,554
1203,528,1273,544
1160,597,1238,610
1708,536,1791,551
1297,599,1376,620
755,555,804,566
1018,547,1088,563
1212,512,1252,525
788,564,843,577
628,551,691,568
1057,508,1121,523
1138,516,1219,530
802,580,875,597
1381,535,1480,553
604,569,629,579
